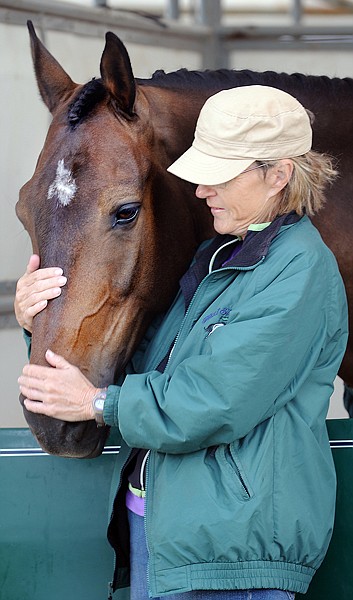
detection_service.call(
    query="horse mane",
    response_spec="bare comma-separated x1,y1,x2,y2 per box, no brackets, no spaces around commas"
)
67,78,106,128
137,67,353,96
137,68,242,90
67,68,353,127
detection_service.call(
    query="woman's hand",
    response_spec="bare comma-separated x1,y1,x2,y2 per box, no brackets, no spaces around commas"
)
18,350,98,422
14,254,67,332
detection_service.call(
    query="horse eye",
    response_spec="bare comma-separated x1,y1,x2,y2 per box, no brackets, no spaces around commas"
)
112,203,141,227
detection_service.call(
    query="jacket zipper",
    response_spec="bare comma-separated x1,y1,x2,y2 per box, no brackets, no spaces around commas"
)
165,258,265,373
224,444,252,499
144,450,152,596
141,254,265,596
164,278,204,372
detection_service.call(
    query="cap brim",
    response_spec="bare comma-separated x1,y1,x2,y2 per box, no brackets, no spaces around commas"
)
167,145,254,186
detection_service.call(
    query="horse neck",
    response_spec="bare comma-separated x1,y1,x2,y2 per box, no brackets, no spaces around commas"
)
136,85,214,243
140,70,353,148
139,85,208,165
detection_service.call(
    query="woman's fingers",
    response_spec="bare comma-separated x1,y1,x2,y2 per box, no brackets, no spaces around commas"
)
19,353,97,422
14,257,66,331
26,254,41,274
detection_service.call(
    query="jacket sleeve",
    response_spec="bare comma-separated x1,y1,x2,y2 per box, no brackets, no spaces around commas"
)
104,250,348,453
23,329,32,359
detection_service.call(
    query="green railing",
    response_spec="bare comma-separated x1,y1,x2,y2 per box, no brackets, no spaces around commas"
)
0,428,123,600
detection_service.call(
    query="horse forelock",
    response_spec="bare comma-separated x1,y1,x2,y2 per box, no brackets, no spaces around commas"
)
67,78,106,129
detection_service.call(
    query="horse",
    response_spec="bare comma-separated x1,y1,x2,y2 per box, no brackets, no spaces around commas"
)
16,21,353,458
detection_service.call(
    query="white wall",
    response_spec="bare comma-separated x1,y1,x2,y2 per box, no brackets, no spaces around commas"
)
1,23,49,428
229,49,353,78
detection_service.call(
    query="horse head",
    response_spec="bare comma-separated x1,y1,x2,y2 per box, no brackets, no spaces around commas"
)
16,22,213,457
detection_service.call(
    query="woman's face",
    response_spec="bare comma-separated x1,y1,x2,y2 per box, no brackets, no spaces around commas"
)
195,160,292,237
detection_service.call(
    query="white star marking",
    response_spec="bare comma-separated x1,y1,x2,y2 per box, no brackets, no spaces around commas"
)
47,159,77,207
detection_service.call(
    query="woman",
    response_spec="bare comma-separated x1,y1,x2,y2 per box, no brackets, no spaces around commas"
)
15,86,348,599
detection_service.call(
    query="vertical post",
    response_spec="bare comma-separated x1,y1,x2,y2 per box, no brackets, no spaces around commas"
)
165,0,180,20
194,0,221,26
195,0,226,69
292,0,303,24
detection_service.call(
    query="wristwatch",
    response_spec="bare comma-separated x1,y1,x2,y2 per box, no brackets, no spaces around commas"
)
92,387,107,426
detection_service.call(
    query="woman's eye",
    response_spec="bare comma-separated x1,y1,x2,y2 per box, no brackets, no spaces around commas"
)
112,203,141,227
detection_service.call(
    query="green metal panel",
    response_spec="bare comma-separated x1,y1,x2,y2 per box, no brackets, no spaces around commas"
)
0,428,125,600
298,419,353,599
3,421,350,599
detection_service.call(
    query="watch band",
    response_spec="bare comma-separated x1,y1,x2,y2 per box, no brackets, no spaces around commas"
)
92,387,107,427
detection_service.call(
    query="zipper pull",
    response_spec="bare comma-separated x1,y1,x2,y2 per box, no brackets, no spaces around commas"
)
108,581,114,600
140,449,150,492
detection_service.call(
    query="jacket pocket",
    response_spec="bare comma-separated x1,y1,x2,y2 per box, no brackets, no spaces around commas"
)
216,442,254,501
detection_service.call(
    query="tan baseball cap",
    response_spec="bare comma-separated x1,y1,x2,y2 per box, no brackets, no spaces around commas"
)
167,85,312,185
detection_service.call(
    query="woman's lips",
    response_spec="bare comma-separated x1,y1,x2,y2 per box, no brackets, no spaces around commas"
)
209,206,224,214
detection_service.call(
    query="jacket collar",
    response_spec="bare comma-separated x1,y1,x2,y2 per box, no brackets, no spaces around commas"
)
199,211,300,270
179,212,301,309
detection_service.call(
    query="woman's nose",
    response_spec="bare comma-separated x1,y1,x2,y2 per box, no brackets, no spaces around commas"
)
195,184,214,198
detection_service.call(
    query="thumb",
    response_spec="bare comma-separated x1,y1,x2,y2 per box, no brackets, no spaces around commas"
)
26,254,40,274
45,349,70,369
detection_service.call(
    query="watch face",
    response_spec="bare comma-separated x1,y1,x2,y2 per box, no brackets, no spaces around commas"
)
95,398,105,411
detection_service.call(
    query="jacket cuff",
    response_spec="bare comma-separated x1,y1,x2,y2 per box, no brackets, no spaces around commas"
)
23,329,32,359
103,384,121,426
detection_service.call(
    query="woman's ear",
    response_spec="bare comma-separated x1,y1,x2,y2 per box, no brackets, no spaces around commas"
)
271,159,294,192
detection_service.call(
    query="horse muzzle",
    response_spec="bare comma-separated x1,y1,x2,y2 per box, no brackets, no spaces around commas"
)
19,393,109,458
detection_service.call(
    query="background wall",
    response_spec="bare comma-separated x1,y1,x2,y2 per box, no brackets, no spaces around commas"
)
1,3,351,427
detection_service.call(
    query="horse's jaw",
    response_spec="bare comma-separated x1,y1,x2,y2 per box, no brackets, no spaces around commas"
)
20,393,109,458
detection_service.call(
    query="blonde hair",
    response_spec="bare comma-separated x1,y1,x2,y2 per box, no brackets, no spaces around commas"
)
260,151,338,217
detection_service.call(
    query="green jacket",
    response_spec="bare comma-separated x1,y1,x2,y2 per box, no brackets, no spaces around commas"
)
104,214,348,596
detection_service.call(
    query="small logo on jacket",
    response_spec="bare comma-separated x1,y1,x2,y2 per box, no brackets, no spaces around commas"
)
203,306,232,337
202,306,232,325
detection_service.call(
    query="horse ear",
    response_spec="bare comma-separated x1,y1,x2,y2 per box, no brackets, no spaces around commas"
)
27,21,76,113
100,32,136,118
